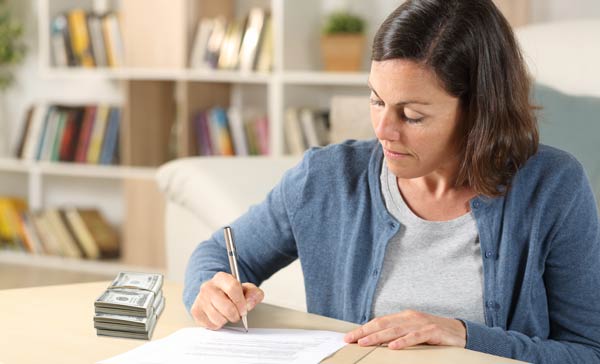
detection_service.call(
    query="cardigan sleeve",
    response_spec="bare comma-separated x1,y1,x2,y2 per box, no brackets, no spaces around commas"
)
464,158,600,363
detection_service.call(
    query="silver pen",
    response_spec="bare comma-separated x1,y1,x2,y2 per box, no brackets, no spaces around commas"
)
224,226,248,332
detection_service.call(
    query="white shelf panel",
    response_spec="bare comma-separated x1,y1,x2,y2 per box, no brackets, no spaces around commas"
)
0,158,156,180
282,71,370,86
0,251,164,276
37,161,157,180
41,67,272,84
0,158,30,173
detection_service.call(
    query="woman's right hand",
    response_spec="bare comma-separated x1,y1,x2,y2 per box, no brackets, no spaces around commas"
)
190,271,264,330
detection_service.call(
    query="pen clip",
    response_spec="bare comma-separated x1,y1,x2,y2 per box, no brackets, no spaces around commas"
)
224,227,240,279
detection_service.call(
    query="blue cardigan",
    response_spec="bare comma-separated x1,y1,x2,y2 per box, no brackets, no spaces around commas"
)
184,140,600,363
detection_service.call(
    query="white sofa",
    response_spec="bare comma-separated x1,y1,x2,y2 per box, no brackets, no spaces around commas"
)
156,20,600,313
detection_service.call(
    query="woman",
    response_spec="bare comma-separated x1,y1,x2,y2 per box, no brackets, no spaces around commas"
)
184,0,600,362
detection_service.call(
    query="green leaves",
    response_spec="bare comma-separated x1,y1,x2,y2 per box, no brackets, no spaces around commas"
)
322,12,365,35
0,2,26,89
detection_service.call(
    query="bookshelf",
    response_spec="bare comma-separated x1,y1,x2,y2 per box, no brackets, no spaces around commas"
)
0,0,529,273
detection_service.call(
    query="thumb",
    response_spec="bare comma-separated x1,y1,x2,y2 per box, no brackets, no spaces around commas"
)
242,283,264,311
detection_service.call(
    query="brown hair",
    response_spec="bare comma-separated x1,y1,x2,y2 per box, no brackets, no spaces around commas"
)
372,0,538,197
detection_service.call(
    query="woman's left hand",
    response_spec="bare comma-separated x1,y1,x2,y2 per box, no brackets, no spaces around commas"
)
343,309,467,350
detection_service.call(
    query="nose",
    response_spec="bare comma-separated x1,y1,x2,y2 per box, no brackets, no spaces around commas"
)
373,108,401,141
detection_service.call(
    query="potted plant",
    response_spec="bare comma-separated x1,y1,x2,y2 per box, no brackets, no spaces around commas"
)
0,0,25,89
0,0,26,156
320,11,365,72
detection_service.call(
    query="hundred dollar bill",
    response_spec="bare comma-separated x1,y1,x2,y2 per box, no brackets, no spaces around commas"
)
108,272,163,295
154,295,165,317
95,288,154,316
96,315,157,340
94,312,150,328
95,313,156,333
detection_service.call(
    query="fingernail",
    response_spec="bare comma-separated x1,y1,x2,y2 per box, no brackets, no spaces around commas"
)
358,338,370,346
343,334,352,342
246,298,256,311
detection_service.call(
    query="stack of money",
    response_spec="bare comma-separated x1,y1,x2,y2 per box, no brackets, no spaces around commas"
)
94,272,165,340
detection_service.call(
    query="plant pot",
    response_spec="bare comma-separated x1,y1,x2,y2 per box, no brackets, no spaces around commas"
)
320,34,365,72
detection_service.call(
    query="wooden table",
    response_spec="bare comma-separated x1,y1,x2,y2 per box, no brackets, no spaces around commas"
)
0,281,525,364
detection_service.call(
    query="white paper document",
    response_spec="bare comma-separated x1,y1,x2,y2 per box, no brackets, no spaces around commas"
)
98,327,347,364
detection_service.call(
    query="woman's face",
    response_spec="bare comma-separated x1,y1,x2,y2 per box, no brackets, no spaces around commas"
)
369,59,462,180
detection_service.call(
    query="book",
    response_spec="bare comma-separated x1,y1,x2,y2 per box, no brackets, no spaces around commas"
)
87,105,110,164
63,208,100,259
227,108,248,156
189,18,214,69
299,108,320,148
0,197,27,251
255,15,273,72
31,212,63,256
18,212,45,254
102,12,124,68
44,209,83,258
76,209,119,258
59,107,84,162
255,115,270,155
15,106,34,159
68,9,95,67
50,13,75,67
239,8,266,72
75,106,97,163
50,109,68,161
38,107,60,161
208,108,234,156
87,13,107,67
205,16,227,69
21,104,48,161
194,111,213,156
99,107,121,165
218,19,244,70
284,108,306,155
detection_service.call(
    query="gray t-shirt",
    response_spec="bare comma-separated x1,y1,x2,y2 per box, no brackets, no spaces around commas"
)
372,161,486,324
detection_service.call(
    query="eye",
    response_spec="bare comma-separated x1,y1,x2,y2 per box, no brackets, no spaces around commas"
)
401,109,424,124
403,115,424,124
369,98,384,107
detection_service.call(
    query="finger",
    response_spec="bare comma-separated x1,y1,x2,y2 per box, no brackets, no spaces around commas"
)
213,272,248,317
242,283,264,311
190,297,209,327
356,326,411,347
210,290,242,323
344,316,393,343
203,300,229,330
388,325,438,350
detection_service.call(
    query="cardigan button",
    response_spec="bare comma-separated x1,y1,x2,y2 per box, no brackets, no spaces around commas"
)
486,300,497,309
485,250,494,258
472,201,481,209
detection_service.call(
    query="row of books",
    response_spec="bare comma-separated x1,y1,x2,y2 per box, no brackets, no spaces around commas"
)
190,7,273,72
0,197,119,260
16,104,121,164
51,9,124,67
194,108,269,156
284,108,331,155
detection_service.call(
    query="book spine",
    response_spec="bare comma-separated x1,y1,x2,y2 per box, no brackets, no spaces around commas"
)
68,9,95,67
99,107,121,165
75,106,97,163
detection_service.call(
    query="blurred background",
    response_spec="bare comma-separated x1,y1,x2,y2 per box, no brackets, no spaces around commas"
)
0,0,599,290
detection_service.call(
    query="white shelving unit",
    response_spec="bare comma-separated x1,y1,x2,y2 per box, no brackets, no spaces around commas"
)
1,0,396,273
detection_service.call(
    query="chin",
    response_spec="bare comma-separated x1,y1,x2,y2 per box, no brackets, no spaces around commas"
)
385,161,423,180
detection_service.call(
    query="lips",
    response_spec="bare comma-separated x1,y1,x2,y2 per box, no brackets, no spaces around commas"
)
384,148,410,156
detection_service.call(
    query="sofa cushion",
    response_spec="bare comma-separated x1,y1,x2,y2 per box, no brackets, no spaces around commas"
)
515,20,600,97
156,157,300,228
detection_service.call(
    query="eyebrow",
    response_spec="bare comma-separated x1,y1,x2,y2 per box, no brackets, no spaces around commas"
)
367,81,431,106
